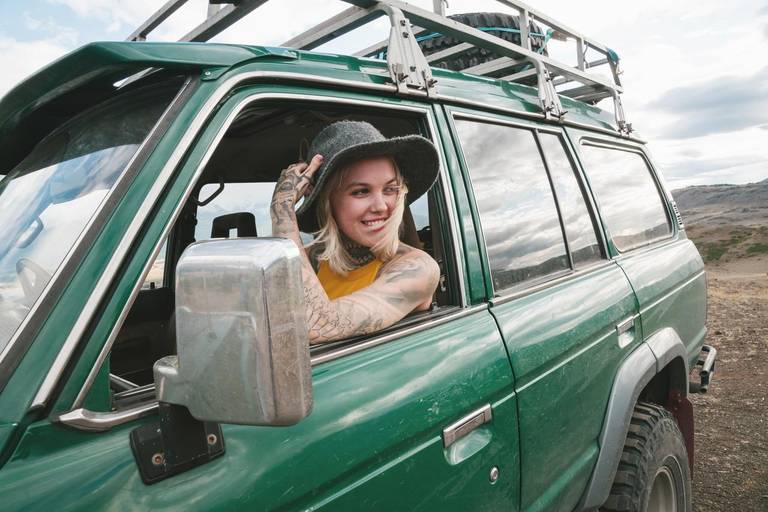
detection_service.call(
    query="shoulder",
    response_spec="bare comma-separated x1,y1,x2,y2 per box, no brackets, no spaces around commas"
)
379,244,440,286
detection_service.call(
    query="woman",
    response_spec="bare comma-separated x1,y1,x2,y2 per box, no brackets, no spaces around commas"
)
270,121,440,344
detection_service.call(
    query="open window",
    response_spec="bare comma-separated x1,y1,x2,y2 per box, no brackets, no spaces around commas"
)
106,100,459,404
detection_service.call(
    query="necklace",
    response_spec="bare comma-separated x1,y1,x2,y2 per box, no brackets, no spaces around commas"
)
341,233,375,267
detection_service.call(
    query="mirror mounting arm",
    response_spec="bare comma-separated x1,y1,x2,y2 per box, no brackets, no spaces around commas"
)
130,402,225,485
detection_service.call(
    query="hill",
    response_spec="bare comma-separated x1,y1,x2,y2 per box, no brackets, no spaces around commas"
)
672,179,768,264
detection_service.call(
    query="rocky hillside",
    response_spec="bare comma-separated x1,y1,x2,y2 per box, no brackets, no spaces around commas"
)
672,179,768,263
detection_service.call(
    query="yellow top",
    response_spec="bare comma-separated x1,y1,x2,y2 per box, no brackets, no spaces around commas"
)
317,258,383,300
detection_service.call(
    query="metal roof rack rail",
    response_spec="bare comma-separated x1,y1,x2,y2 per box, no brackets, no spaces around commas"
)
129,0,631,134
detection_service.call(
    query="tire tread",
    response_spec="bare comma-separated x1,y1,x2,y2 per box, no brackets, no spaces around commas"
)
600,401,691,512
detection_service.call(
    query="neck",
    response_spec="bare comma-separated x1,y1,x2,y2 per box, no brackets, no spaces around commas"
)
341,233,375,267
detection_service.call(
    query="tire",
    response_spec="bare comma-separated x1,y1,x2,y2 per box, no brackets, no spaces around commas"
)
601,402,692,512
417,12,548,80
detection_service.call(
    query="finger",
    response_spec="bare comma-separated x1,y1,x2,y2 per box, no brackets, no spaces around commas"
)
303,154,324,178
289,163,308,174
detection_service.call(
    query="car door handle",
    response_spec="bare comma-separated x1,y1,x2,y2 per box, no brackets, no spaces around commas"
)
442,404,493,448
616,317,635,335
616,316,636,348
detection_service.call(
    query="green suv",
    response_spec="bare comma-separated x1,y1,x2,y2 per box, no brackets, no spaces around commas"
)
0,1,713,511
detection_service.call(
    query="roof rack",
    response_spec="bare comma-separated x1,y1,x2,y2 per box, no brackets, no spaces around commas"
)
128,0,631,134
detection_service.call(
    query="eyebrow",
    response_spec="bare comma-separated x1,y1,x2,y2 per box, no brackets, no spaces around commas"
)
344,178,398,189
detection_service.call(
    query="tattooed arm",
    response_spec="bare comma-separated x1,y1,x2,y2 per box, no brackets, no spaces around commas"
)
270,155,440,345
305,250,439,343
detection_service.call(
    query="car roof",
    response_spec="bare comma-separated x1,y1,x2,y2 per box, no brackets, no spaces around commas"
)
0,41,619,169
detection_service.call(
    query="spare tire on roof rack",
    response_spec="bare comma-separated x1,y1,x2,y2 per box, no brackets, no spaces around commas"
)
417,12,550,83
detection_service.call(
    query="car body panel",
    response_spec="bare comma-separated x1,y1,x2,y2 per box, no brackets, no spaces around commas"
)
0,39,707,512
0,311,520,511
618,239,707,367
489,264,638,511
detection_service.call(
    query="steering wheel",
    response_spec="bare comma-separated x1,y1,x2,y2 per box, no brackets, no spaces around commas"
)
15,258,51,305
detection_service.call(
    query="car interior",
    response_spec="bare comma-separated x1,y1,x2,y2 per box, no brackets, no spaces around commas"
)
106,101,457,404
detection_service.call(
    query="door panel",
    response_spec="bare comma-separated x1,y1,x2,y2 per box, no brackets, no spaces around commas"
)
572,136,707,362
0,310,520,511
491,264,637,511
616,239,707,361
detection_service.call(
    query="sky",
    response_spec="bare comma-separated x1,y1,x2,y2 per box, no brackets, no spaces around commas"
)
1,0,767,189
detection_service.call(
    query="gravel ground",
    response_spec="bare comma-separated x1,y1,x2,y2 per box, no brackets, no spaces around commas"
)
690,260,768,511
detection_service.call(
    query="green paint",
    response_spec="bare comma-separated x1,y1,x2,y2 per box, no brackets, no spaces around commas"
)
0,38,707,511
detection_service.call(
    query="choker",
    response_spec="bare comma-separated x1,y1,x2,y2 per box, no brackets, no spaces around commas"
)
342,234,375,267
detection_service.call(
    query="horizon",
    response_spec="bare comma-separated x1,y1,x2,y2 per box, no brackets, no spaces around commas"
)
672,176,768,191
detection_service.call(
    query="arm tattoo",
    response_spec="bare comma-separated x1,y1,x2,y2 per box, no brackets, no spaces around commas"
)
302,251,439,344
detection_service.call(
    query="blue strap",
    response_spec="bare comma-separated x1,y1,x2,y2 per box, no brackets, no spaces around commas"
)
606,47,620,64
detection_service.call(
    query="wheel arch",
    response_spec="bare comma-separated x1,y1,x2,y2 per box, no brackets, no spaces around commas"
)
577,328,690,511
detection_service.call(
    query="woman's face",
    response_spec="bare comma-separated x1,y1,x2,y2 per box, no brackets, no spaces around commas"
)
331,156,399,248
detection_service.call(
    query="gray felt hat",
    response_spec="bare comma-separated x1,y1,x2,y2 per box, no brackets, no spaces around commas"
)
296,121,439,233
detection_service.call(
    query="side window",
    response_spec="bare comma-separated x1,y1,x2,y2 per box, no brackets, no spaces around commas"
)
538,134,602,266
454,119,569,291
103,102,457,397
579,144,671,251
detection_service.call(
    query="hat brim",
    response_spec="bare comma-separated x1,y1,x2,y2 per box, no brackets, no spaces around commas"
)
296,135,439,233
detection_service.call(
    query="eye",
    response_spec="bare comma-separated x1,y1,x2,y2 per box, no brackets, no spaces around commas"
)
384,185,400,195
351,187,369,197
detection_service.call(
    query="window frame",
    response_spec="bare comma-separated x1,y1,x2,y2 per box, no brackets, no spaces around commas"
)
576,137,675,255
447,108,610,301
65,90,469,422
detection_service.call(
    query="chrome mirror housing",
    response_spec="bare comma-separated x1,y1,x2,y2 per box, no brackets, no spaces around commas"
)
154,238,313,426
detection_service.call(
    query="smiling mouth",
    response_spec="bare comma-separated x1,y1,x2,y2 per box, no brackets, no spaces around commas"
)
362,219,387,228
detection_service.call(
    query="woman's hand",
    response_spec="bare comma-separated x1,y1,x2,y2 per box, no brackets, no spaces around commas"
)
270,154,322,236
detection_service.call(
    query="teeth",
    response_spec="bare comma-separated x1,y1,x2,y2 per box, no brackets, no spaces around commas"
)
363,220,386,226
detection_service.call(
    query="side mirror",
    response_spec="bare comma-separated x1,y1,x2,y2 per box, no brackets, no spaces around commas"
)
154,237,313,426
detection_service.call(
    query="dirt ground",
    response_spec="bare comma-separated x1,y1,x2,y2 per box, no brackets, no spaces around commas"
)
690,255,768,511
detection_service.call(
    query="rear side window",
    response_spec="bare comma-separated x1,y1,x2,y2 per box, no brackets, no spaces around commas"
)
579,144,671,251
455,119,569,291
538,134,602,266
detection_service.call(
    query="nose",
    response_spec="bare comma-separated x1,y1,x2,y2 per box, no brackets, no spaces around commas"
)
370,191,388,213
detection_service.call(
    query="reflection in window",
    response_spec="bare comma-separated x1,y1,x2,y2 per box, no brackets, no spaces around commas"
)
579,145,671,251
455,120,568,291
0,83,178,350
539,134,602,266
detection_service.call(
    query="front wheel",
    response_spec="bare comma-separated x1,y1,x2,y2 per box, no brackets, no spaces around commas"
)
601,402,692,512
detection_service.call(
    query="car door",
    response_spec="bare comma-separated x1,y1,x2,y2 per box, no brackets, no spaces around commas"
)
0,87,521,511
447,109,640,512
572,133,707,365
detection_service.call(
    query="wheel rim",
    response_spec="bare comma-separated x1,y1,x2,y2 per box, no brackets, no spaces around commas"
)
648,466,677,512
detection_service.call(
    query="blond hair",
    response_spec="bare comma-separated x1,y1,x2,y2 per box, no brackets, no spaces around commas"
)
310,158,408,276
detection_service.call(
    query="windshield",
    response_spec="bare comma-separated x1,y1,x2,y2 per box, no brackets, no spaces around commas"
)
0,82,181,353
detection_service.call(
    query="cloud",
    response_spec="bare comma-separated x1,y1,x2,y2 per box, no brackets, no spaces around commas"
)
646,67,768,139
662,155,763,179
679,149,703,158
47,0,156,34
23,12,79,46
665,159,768,188
0,35,71,98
